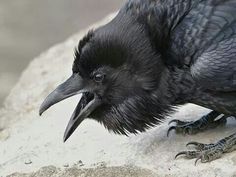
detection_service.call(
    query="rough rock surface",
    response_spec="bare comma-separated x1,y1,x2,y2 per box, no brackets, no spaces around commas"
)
1,13,236,177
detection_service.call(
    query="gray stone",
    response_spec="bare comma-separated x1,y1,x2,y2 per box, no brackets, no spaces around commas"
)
1,13,236,177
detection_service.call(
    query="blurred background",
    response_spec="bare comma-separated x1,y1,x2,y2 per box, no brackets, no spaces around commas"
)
0,0,125,107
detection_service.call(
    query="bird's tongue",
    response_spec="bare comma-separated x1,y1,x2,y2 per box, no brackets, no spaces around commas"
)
63,92,101,142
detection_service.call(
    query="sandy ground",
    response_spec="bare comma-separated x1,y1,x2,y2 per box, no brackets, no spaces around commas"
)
1,14,236,177
7,166,156,177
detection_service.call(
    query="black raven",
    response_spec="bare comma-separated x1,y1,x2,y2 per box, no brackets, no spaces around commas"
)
39,0,236,164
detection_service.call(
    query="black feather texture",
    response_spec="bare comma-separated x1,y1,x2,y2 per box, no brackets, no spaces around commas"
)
73,30,94,74
67,0,236,135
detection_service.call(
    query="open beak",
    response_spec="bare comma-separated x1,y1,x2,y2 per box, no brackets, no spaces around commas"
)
39,74,101,142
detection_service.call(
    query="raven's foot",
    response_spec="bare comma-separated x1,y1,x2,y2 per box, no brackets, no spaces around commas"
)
167,111,227,136
175,133,236,165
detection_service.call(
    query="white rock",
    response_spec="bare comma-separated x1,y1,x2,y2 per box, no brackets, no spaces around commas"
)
1,13,236,177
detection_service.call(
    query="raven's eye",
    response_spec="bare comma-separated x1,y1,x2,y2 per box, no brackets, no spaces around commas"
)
94,73,105,82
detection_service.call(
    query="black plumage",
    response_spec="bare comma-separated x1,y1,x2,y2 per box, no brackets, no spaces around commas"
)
40,0,236,163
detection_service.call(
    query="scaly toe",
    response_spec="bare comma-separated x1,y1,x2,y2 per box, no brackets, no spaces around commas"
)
186,141,206,150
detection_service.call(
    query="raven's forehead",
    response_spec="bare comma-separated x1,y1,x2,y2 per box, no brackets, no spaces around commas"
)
73,32,128,77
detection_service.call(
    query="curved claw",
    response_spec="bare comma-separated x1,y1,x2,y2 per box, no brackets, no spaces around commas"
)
195,156,202,166
186,141,200,147
168,119,179,125
186,142,206,150
168,119,187,125
167,126,176,137
175,151,187,159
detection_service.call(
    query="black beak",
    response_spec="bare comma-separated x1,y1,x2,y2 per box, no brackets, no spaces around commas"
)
39,74,101,142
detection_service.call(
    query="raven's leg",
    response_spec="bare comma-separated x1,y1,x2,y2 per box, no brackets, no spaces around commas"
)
167,111,227,136
175,133,236,165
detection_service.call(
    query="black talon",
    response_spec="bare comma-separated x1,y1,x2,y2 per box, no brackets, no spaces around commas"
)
168,119,187,125
174,131,236,164
167,111,224,136
168,119,178,125
167,126,176,137
175,151,187,159
186,141,200,147
195,156,201,166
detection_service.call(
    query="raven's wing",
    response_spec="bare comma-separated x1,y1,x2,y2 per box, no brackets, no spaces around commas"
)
170,0,236,91
191,33,236,91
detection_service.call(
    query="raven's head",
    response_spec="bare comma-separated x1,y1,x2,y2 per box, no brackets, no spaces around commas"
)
39,13,172,142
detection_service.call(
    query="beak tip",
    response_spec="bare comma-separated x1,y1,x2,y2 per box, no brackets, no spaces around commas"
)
39,105,46,116
63,134,69,143
63,126,75,143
